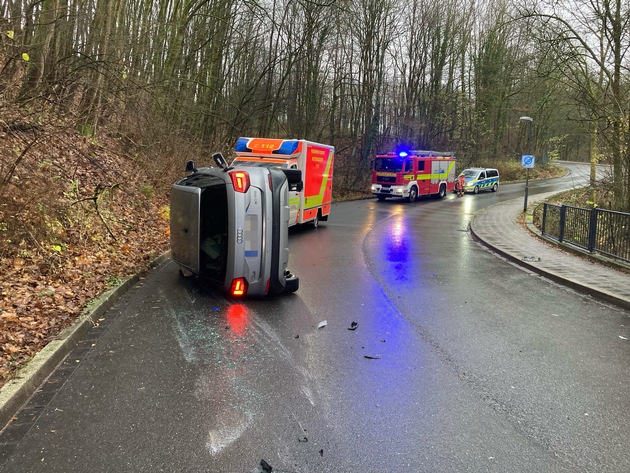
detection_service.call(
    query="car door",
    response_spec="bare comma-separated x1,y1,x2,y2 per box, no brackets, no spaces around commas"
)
478,171,487,191
416,159,431,195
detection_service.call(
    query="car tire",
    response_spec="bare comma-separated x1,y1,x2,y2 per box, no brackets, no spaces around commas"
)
284,272,299,293
408,186,418,203
474,185,479,194
492,184,498,192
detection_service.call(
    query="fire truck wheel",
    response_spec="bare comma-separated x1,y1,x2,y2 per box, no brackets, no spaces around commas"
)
474,185,480,194
437,185,446,199
407,186,418,203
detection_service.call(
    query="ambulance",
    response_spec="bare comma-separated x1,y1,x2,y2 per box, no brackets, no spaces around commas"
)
232,137,334,227
371,150,456,202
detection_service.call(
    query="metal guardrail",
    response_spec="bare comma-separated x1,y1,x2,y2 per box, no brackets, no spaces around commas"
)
542,203,630,263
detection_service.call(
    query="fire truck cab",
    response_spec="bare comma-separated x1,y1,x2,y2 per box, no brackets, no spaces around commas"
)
371,150,456,202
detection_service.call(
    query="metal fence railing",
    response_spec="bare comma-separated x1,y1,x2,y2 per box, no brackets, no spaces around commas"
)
541,203,630,263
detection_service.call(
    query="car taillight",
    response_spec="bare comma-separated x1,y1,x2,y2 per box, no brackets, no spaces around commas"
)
229,170,250,193
229,277,248,297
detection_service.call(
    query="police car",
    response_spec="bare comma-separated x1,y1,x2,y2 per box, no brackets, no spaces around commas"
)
170,153,300,297
460,167,499,194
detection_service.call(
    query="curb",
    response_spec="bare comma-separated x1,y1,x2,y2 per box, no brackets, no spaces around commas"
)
0,251,171,430
470,205,630,312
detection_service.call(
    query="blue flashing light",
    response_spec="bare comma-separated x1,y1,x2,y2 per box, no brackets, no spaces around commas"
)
399,151,408,157
235,137,250,152
235,137,300,155
276,140,300,155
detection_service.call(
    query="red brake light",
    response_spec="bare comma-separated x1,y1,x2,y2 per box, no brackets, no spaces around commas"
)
230,277,248,297
229,170,250,193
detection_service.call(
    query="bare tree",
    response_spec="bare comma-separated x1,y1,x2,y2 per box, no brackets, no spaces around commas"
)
517,0,630,210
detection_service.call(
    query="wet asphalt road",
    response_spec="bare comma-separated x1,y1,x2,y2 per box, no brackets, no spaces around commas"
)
3,163,630,472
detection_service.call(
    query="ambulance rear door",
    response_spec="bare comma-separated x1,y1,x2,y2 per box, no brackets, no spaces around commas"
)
299,142,334,223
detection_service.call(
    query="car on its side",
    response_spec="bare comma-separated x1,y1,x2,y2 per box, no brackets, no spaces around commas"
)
459,167,499,194
170,153,300,297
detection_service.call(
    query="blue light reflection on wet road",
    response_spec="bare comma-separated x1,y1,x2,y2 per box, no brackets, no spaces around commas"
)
382,215,412,282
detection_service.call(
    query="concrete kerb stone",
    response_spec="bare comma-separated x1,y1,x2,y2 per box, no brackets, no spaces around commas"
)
0,251,171,430
470,196,630,312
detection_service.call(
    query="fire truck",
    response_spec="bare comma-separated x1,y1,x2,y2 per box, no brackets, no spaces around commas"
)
371,150,456,202
232,137,334,227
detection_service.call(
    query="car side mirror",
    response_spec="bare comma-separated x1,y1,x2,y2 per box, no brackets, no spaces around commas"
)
185,160,197,173
212,152,229,170
282,169,303,192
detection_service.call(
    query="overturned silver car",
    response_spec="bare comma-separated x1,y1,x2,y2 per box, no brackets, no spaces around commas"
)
170,153,300,297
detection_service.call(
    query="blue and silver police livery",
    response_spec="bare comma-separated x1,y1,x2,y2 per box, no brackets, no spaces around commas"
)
460,167,499,194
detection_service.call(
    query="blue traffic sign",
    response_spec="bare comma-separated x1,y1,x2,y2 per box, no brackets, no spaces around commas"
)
522,155,535,169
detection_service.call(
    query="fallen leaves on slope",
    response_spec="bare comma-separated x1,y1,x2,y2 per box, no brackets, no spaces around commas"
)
0,107,170,387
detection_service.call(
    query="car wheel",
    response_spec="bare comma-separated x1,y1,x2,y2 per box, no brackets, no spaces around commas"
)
377,195,387,201
492,184,498,192
284,272,299,293
474,185,479,194
408,186,418,202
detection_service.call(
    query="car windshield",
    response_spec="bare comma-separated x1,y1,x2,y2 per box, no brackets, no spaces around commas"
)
200,182,228,283
463,169,480,178
374,158,404,172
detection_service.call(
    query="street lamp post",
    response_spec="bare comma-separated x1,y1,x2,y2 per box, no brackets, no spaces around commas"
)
520,116,533,212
